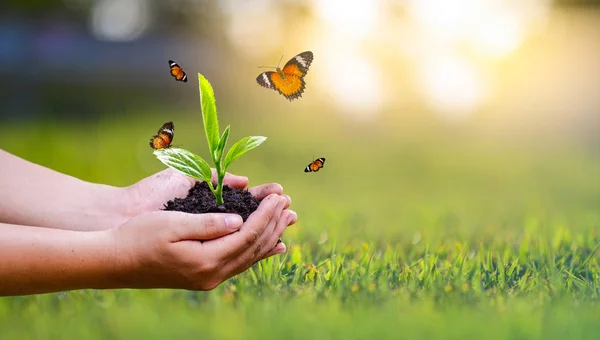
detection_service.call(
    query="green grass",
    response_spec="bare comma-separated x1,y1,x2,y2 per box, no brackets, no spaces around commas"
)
1,108,599,339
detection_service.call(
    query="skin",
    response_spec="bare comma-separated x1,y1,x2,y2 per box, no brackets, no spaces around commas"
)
0,149,297,296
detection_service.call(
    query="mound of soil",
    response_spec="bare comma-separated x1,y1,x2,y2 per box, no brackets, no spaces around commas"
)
164,181,282,244
163,181,259,221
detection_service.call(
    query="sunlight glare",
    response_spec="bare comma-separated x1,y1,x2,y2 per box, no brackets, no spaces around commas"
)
316,49,382,121
313,0,379,40
220,0,282,57
404,0,551,119
469,9,523,57
407,0,549,59
419,55,487,120
410,0,482,40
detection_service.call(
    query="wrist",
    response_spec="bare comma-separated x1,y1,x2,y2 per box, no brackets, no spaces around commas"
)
69,228,139,291
101,225,142,289
74,229,123,290
87,184,134,230
90,228,133,290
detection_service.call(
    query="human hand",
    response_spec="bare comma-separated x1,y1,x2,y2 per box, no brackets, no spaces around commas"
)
123,167,292,251
124,168,249,215
109,193,297,290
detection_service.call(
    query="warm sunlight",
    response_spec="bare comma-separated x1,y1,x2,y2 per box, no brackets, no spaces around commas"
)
401,0,550,119
409,0,483,40
315,47,382,120
220,0,553,121
309,0,383,119
313,0,380,41
221,0,282,57
418,54,487,120
4,0,600,335
469,9,523,57
406,0,551,59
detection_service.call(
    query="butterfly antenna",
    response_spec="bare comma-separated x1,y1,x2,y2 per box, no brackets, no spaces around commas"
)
257,65,277,69
277,54,284,68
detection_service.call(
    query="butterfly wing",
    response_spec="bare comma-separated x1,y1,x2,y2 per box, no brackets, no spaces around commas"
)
256,71,277,89
266,72,306,101
283,51,313,76
314,158,325,169
149,122,174,149
158,121,174,145
169,60,179,75
304,157,325,173
257,51,314,101
168,60,187,82
150,136,167,149
158,121,174,134
257,70,304,101
178,71,188,82
275,51,313,101
169,60,180,77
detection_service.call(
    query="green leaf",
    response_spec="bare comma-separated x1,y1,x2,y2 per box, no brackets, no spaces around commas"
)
224,136,267,169
198,73,220,156
153,148,212,182
215,125,231,161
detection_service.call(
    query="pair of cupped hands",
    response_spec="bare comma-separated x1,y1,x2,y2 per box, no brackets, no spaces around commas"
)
113,168,296,291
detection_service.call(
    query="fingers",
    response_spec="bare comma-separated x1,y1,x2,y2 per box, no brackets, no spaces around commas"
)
280,194,292,209
256,208,296,261
248,183,284,200
214,194,282,258
166,212,244,242
212,169,248,189
264,209,295,255
277,209,297,237
261,242,287,260
245,195,288,259
220,241,286,285
220,196,288,276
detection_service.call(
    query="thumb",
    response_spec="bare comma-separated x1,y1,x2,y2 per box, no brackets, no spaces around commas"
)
169,213,244,241
211,168,249,189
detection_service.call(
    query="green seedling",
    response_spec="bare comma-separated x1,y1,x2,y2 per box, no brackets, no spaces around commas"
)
153,73,266,206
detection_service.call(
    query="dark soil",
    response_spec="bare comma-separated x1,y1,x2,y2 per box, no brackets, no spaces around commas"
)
163,181,260,221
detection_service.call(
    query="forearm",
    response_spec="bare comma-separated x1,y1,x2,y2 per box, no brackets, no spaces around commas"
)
0,222,120,296
0,149,130,231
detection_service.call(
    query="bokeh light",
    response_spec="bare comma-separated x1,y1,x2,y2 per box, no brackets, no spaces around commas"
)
315,46,382,120
418,53,488,121
3,0,597,137
90,0,152,42
220,0,284,58
313,0,381,41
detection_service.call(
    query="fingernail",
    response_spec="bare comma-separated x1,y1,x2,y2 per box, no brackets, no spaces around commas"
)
282,194,292,206
274,243,286,254
287,210,297,224
225,214,243,229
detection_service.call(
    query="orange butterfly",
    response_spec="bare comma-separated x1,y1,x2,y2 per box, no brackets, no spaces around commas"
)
256,51,314,101
149,122,175,150
305,157,325,173
168,60,187,82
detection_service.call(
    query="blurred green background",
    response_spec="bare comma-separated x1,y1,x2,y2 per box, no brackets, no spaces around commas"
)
1,0,599,338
